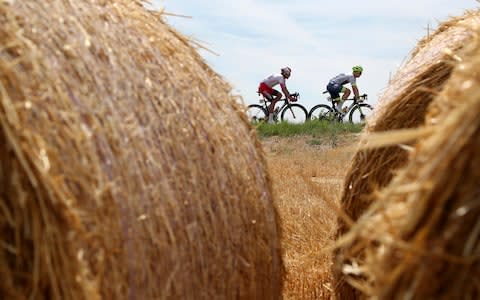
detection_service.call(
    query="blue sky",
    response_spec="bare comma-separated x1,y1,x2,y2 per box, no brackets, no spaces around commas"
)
153,1,479,109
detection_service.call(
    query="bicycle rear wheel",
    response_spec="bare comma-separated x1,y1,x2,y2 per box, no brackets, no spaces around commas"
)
246,104,268,124
280,104,308,124
349,103,373,124
308,104,336,121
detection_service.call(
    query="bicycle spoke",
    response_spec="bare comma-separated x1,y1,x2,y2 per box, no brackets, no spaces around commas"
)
349,104,373,124
281,104,307,124
309,104,336,122
288,106,297,119
246,105,267,124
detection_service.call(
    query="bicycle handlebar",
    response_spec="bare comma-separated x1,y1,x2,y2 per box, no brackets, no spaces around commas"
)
357,94,368,101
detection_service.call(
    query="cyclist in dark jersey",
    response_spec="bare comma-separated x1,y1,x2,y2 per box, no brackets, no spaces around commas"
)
326,65,363,113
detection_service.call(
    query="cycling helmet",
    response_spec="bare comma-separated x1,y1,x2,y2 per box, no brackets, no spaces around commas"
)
352,65,363,73
281,67,292,76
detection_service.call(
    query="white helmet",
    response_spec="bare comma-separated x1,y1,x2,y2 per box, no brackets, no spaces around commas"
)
281,67,291,77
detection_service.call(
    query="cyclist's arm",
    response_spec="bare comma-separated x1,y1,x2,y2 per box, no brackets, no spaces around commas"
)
352,84,360,99
280,84,294,100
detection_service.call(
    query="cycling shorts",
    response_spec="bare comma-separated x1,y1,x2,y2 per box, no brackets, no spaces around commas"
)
326,82,346,100
258,83,280,100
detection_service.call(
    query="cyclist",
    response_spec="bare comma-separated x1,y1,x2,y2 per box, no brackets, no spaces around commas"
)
258,67,296,123
326,65,363,113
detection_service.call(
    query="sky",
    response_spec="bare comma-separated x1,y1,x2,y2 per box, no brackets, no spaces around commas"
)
152,1,479,109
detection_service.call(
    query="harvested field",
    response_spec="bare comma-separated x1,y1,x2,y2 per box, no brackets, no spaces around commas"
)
262,134,359,299
260,8,480,300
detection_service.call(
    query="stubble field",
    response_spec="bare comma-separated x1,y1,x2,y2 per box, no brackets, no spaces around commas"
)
262,134,359,299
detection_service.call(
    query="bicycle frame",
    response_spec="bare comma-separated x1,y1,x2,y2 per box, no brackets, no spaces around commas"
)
308,93,371,124
247,92,307,124
259,92,299,119
328,94,368,116
334,99,357,114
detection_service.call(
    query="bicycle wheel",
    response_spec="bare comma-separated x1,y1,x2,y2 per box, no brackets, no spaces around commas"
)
246,104,268,124
308,104,336,121
349,103,373,124
280,103,308,124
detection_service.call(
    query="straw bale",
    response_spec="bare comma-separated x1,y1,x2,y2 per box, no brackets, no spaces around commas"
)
0,1,282,299
339,10,480,227
333,19,480,299
333,9,480,299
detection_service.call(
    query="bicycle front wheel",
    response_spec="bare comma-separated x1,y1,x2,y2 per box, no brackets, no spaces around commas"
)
349,103,373,124
246,104,268,124
308,104,336,122
280,104,308,124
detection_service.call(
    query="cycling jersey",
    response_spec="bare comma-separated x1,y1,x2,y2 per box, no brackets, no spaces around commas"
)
261,74,286,88
329,73,357,86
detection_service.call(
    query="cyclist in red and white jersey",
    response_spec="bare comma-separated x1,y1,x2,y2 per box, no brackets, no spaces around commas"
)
258,67,296,123
326,65,363,113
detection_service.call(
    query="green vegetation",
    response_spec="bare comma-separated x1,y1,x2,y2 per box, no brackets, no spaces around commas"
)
254,120,364,138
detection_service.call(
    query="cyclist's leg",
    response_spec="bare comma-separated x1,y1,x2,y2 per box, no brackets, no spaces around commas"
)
327,83,343,112
267,90,281,122
261,91,273,102
336,87,351,112
264,89,280,113
270,88,281,101
259,83,274,105
341,87,351,100
259,83,276,123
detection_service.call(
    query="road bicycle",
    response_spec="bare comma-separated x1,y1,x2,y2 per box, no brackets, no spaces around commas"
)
308,93,373,124
246,92,308,124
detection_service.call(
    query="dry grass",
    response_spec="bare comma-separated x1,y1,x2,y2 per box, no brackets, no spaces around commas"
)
333,9,480,300
262,135,359,299
0,1,282,299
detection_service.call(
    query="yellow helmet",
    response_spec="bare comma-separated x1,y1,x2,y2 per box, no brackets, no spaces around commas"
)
352,65,363,73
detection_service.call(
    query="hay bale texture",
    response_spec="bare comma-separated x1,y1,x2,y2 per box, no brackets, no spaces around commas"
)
0,1,282,299
334,17,480,299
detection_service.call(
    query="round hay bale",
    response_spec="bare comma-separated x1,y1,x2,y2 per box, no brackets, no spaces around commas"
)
0,1,282,299
333,10,480,299
333,19,480,299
